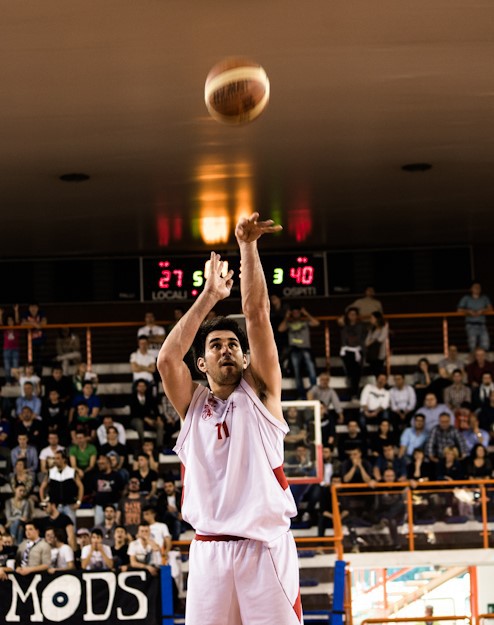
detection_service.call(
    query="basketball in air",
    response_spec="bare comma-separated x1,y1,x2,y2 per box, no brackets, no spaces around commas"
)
204,57,270,125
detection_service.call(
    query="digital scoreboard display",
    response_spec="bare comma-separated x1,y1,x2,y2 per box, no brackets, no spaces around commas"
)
142,253,327,301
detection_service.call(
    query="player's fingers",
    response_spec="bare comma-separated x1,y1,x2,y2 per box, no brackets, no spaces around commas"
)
248,212,260,222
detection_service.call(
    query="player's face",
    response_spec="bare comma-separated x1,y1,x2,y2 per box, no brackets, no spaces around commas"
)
199,330,247,385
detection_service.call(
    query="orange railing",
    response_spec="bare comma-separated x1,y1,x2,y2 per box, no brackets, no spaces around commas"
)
331,479,494,554
2,309,493,372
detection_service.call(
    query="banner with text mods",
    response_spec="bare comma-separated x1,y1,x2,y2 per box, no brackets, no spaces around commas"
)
0,570,160,624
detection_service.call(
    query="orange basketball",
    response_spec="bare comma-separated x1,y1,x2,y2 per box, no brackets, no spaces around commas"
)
204,57,270,125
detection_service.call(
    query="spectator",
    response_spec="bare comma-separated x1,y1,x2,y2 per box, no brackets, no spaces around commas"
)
69,382,101,427
14,362,41,397
137,312,165,360
11,434,38,474
285,443,315,478
39,450,84,526
112,525,130,571
90,455,124,526
465,348,494,388
1,305,20,385
373,468,405,549
13,406,45,452
436,446,465,485
462,413,490,453
365,312,388,377
118,476,147,537
284,406,308,449
438,345,465,377
127,522,161,576
9,458,34,495
337,418,368,460
444,369,472,410
130,380,163,448
389,373,417,431
428,365,453,403
347,286,383,323
425,413,468,463
42,390,69,444
278,305,320,399
307,371,344,447
72,362,98,395
466,444,492,479
20,303,47,376
339,307,366,399
161,392,181,451
39,432,64,476
38,500,76,551
360,373,390,430
44,365,73,404
69,430,97,483
142,506,171,558
477,390,494,434
131,453,158,500
95,504,118,547
70,402,98,444
15,520,51,575
54,328,81,375
269,293,290,372
165,306,185,334
0,534,16,580
5,484,34,544
0,414,11,470
417,392,454,433
100,431,129,480
457,281,493,352
135,439,159,473
157,480,183,541
413,358,436,405
16,382,42,418
472,372,494,409
96,415,126,447
130,337,156,386
399,414,428,461
45,526,75,573
406,447,434,486
318,474,348,537
373,444,406,481
74,527,90,566
81,528,114,571
342,448,374,486
369,419,397,458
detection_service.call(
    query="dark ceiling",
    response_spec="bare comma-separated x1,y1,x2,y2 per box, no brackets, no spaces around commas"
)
1,0,494,258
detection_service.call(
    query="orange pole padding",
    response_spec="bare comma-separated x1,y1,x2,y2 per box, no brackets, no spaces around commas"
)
442,317,449,357
86,327,92,371
345,567,353,625
406,487,415,552
479,484,490,549
324,320,331,371
331,483,345,560
469,566,479,624
382,568,388,613
27,329,33,363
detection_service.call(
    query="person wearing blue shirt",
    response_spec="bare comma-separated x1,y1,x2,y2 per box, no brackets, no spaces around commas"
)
457,281,493,351
399,413,428,462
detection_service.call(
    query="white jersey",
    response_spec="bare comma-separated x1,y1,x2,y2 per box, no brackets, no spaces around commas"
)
173,378,297,543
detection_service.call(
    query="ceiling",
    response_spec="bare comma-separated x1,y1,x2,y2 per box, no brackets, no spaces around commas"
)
1,0,494,258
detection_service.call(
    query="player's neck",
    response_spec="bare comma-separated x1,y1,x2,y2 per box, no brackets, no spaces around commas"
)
208,381,239,401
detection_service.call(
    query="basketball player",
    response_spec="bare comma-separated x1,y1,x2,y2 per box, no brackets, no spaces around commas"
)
157,213,302,625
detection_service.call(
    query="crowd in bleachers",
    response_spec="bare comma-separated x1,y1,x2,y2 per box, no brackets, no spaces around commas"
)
0,279,493,569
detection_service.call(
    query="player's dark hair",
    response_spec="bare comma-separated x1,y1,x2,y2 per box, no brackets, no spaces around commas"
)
193,316,249,372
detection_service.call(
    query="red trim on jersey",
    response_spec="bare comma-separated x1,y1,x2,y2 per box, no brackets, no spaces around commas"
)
195,534,246,542
293,589,302,622
273,465,289,490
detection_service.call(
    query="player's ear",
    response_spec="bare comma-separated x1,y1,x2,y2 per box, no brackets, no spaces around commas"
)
197,357,207,373
242,355,248,370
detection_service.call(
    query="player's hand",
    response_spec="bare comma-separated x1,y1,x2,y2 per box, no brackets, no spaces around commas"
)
204,252,233,301
235,212,282,244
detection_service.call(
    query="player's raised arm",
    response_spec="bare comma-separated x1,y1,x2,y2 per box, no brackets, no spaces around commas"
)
235,213,284,420
157,252,233,418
